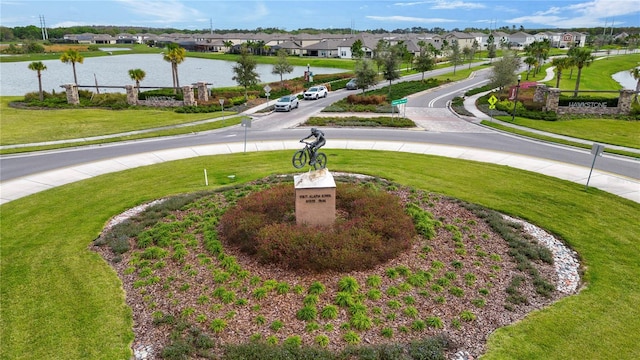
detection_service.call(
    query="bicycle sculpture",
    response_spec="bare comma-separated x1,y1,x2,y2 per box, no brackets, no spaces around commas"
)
292,128,327,170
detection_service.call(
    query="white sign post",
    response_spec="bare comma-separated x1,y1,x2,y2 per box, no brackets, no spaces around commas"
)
263,85,272,106
586,143,605,190
219,98,225,113
241,118,252,153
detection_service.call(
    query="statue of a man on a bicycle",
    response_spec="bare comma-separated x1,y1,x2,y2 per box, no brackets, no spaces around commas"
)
292,128,327,170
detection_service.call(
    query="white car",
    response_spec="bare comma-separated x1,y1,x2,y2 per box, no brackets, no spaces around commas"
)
273,95,299,112
303,85,328,100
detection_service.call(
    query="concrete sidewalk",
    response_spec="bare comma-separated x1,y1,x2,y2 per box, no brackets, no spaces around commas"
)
1,139,638,205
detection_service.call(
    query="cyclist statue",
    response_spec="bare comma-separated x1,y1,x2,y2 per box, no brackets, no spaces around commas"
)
300,128,326,165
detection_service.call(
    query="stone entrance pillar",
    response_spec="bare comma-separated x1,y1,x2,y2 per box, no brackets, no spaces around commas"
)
196,82,209,102
61,84,79,105
294,168,336,226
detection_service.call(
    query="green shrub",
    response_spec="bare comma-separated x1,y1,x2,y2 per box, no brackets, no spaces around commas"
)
367,289,382,300
210,318,227,333
460,310,476,322
321,305,338,319
403,306,419,318
408,335,449,360
283,335,302,348
296,305,317,321
308,281,325,295
350,313,373,331
426,316,444,329
343,331,361,345
334,291,354,307
338,276,360,293
270,320,284,332
315,334,330,347
365,275,382,288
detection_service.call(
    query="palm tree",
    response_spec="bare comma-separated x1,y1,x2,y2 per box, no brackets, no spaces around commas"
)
631,67,640,103
60,48,84,84
128,68,146,92
551,57,569,88
523,56,537,80
163,43,186,93
569,48,595,97
223,40,234,53
28,61,47,101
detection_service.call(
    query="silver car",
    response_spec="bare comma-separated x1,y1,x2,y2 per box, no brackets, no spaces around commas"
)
346,78,358,90
274,95,299,111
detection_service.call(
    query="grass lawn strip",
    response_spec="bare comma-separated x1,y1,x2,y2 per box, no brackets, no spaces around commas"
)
1,150,639,359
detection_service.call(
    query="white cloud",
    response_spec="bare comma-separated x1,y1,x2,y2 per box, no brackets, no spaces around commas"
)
429,0,485,10
114,0,204,24
393,0,484,9
507,0,639,28
366,15,456,23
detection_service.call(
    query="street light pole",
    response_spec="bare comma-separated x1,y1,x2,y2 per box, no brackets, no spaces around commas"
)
511,75,521,121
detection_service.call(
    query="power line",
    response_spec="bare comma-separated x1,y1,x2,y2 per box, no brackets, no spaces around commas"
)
39,15,48,40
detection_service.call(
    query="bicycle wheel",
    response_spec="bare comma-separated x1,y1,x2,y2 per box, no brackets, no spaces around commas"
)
292,149,307,169
313,153,327,170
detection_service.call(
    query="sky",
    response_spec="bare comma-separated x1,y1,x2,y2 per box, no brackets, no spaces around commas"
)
1,0,639,32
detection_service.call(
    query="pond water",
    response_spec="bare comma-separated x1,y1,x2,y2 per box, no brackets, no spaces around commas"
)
612,70,638,90
0,54,347,96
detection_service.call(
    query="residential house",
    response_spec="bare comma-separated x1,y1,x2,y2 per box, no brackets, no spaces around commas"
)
444,31,476,49
509,31,536,48
303,38,342,58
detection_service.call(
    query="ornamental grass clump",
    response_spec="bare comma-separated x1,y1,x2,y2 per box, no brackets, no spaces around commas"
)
218,183,416,272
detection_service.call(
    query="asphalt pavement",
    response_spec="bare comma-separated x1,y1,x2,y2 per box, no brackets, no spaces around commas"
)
1,83,638,205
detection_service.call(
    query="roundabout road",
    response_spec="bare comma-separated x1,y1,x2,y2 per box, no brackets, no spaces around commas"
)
1,65,638,204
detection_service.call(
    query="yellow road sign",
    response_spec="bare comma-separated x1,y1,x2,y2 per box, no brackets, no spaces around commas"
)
488,95,498,106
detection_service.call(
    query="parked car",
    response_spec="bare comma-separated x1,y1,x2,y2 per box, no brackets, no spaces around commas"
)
303,85,328,100
274,95,299,112
346,78,358,90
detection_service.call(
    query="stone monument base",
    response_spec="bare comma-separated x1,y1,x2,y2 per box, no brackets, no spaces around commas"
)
294,168,336,226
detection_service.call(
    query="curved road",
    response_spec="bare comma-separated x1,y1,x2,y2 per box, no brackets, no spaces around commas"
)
1,65,638,202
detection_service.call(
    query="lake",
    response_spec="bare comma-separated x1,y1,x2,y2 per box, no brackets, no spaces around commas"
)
0,54,347,96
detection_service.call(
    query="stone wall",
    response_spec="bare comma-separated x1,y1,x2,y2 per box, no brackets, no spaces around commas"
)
542,85,634,115
63,83,208,107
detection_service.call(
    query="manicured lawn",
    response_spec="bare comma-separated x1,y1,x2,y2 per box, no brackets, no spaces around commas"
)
545,53,640,93
0,97,236,145
494,116,640,150
1,150,639,359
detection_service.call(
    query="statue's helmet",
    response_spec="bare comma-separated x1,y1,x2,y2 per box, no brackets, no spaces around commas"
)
311,128,317,133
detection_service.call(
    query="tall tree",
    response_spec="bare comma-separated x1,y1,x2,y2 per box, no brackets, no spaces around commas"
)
351,39,364,59
232,45,260,100
59,48,84,84
449,40,462,75
551,57,569,88
382,44,402,99
414,53,435,81
523,56,537,80
353,59,377,94
524,39,550,76
569,48,595,97
163,43,186,92
223,40,234,53
487,34,496,63
272,49,293,87
373,39,388,74
28,61,47,101
489,50,521,92
414,42,435,81
128,68,146,92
